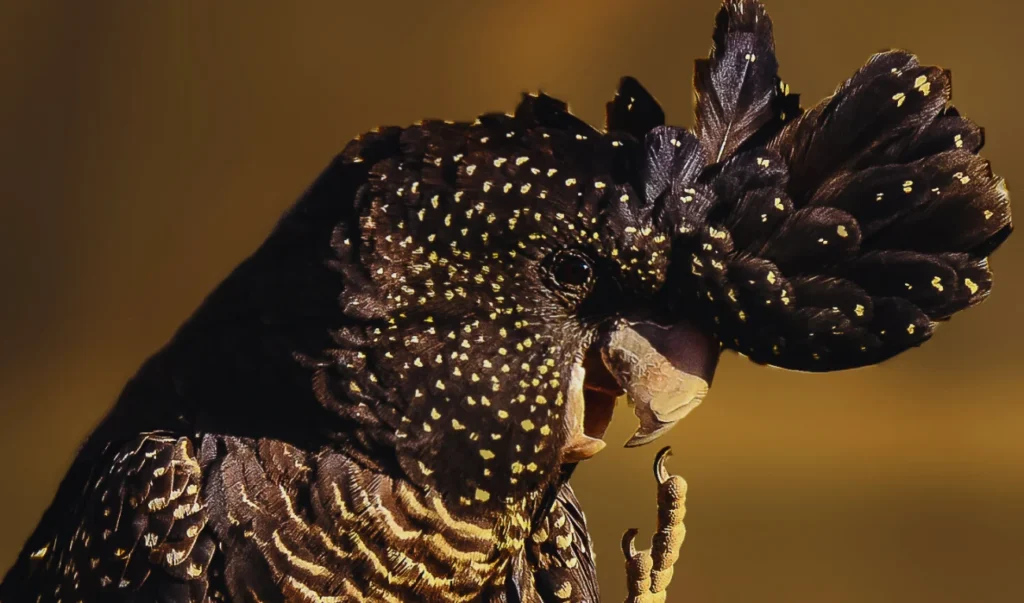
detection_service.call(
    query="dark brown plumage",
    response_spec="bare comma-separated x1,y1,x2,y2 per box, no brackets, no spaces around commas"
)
681,45,1010,371
1,1,1010,601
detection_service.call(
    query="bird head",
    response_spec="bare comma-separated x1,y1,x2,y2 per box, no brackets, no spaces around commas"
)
318,95,721,511
299,0,1010,515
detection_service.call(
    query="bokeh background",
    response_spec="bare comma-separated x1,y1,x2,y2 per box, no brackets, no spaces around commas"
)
1,1,1022,601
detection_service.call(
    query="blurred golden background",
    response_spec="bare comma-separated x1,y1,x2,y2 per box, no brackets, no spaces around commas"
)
1,1,1022,601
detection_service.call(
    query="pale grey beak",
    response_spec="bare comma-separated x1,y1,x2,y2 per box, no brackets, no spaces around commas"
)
600,320,720,447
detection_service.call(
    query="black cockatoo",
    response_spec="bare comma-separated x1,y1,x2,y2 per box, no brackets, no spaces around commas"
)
1,1,1011,601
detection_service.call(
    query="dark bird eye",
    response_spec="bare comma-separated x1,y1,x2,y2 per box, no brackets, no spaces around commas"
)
550,250,594,290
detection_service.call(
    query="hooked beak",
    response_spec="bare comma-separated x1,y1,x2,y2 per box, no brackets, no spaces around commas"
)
601,320,720,447
559,320,720,463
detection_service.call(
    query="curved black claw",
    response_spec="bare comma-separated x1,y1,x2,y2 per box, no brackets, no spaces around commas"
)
654,446,673,484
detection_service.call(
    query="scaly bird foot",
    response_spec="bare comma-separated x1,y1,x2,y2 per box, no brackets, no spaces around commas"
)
622,447,687,603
